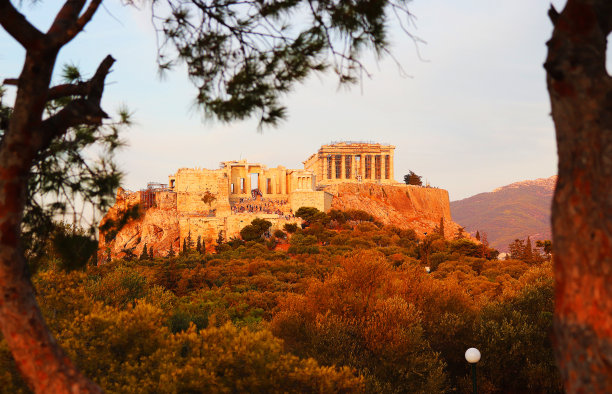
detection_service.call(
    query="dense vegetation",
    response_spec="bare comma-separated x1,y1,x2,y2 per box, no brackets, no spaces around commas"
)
0,209,560,393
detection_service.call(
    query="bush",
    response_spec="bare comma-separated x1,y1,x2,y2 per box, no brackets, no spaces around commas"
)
272,251,448,392
345,209,375,222
283,223,298,233
295,206,322,222
58,301,364,393
240,218,272,242
87,265,148,308
50,224,98,271
273,229,286,239
288,233,320,254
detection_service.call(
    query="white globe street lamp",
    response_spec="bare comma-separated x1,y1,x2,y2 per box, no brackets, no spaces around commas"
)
465,347,481,363
465,348,481,394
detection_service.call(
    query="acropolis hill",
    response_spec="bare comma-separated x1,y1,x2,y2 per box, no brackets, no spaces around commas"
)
98,142,462,260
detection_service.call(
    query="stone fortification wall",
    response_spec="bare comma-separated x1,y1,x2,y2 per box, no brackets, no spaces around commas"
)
178,215,222,249
173,168,228,213
156,191,177,210
179,213,300,248
290,191,332,213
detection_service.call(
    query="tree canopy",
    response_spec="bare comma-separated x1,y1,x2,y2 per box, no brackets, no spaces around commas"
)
403,170,423,186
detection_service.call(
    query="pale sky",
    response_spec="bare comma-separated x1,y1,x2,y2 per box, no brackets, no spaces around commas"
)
1,0,575,201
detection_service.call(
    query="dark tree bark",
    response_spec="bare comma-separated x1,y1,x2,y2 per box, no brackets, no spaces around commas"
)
0,1,106,392
545,0,612,391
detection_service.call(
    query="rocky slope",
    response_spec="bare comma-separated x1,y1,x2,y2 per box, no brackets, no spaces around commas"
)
98,188,179,261
450,176,556,252
324,183,464,238
99,183,464,260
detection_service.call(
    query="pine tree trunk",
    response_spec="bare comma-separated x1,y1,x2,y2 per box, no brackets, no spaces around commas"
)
545,0,612,391
0,36,102,394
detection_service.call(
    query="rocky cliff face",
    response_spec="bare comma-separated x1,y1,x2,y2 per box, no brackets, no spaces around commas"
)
98,188,179,261
98,183,464,261
324,183,463,238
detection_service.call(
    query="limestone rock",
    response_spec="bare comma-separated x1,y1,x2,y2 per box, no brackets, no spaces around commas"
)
98,189,179,262
98,182,466,262
324,183,464,238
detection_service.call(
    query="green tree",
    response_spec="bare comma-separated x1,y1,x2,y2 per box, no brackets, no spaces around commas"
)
295,207,322,223
167,244,175,258
403,170,423,186
181,231,194,255
283,223,299,234
201,191,216,209
508,238,526,261
182,238,188,255
454,226,465,240
475,230,481,241
2,66,127,271
536,240,552,260
240,218,272,242
49,223,99,271
139,244,149,261
196,236,203,254
524,236,534,264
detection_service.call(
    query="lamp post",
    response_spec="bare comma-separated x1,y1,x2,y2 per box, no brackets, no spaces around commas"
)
465,347,481,394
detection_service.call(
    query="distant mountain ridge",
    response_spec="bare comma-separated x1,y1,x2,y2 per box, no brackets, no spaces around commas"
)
492,176,557,193
450,176,556,252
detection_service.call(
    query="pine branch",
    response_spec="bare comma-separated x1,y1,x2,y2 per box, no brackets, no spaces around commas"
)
0,0,45,49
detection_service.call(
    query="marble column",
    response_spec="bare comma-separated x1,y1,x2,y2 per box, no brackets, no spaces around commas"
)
360,155,365,181
371,156,375,180
245,166,251,193
281,170,287,194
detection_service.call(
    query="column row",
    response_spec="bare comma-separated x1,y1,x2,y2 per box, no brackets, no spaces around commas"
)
323,154,391,181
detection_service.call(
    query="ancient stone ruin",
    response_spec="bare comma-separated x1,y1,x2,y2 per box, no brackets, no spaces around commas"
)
98,142,461,260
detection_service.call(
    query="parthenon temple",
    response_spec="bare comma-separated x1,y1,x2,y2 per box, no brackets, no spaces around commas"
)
303,141,395,185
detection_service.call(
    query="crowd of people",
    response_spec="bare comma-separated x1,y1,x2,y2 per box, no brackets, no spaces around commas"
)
231,197,293,219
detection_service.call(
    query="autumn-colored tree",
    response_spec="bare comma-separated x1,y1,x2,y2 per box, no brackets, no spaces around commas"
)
272,251,448,392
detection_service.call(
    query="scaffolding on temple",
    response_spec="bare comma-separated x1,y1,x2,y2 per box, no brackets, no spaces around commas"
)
139,182,172,210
